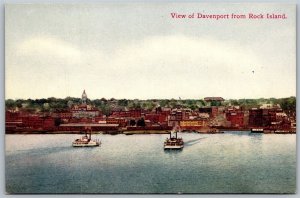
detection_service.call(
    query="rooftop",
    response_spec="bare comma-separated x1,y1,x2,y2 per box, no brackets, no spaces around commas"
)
204,97,225,101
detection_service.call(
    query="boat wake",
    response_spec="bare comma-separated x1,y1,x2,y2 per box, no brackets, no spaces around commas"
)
8,146,73,157
184,137,207,147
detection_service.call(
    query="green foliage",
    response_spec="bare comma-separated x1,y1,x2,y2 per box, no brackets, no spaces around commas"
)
92,99,104,108
118,99,128,107
5,97,296,116
278,97,296,115
159,100,169,107
198,100,206,106
5,99,16,109
210,101,221,106
145,102,155,111
100,105,111,116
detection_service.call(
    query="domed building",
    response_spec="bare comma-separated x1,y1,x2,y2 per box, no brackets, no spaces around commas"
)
71,90,100,118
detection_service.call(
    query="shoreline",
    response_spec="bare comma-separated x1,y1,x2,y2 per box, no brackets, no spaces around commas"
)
4,130,234,135
5,130,250,135
5,129,296,135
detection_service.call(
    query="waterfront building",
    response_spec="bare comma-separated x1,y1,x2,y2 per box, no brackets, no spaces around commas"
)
70,90,101,118
5,111,23,131
248,105,290,129
198,113,210,119
145,113,168,125
225,106,245,128
51,110,72,119
199,107,218,118
21,115,55,130
5,110,56,132
168,109,192,127
179,119,208,130
110,109,142,118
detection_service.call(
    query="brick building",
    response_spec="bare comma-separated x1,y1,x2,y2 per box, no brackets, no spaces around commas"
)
225,106,245,128
70,90,101,118
249,106,287,129
179,119,208,130
199,107,218,118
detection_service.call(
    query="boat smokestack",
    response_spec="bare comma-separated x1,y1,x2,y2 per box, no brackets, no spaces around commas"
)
87,128,91,140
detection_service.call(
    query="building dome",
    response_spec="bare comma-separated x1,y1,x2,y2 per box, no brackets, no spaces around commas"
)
82,90,87,104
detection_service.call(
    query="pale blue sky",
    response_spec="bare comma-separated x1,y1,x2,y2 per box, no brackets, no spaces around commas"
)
5,3,296,99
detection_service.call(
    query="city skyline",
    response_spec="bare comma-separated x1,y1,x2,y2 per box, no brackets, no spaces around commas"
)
4,91,297,101
5,4,296,100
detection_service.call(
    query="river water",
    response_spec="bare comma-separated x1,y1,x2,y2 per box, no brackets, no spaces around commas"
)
5,132,296,194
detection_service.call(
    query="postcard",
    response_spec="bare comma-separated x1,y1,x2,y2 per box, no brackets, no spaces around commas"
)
5,3,296,194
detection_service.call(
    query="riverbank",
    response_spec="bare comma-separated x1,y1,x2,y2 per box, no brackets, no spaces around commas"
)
5,130,236,135
6,129,296,134
123,130,170,135
5,130,171,135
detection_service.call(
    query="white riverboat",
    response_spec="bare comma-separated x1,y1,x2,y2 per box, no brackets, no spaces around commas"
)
72,128,100,147
164,129,184,150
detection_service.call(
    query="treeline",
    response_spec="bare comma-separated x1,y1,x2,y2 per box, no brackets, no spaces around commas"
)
225,97,296,113
5,96,296,115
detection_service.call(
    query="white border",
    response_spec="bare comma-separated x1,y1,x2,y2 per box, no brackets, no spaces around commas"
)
1,1,298,198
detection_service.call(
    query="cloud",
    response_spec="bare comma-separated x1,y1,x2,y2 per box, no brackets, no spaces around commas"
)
6,34,294,99
18,36,83,64
111,34,261,74
98,34,264,98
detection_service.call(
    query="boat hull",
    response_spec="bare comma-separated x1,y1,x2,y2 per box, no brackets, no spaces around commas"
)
164,145,184,150
72,141,100,147
72,144,99,147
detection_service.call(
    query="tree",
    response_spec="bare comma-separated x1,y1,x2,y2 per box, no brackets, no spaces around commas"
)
279,97,296,116
100,105,112,116
145,102,155,111
15,99,23,108
159,100,168,107
5,99,16,110
189,104,198,110
229,99,239,106
41,103,50,112
198,100,206,106
118,99,128,107
169,99,177,108
67,100,73,108
211,101,221,106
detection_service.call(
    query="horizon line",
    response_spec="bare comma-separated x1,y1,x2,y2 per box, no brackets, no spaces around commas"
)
5,96,297,101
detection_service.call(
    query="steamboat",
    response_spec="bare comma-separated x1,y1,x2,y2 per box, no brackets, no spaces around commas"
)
164,128,184,150
72,128,100,147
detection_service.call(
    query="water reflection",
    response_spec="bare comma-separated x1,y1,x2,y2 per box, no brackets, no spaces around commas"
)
224,131,251,136
163,149,183,153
